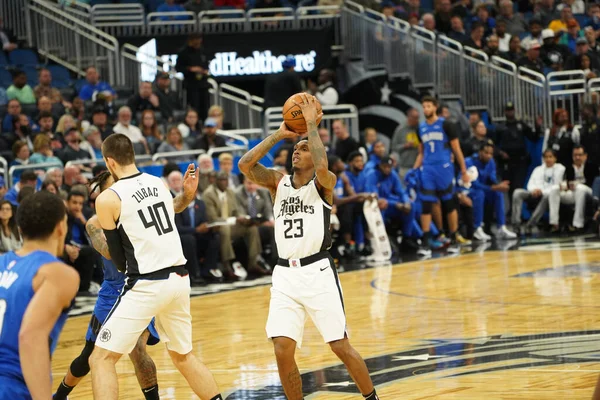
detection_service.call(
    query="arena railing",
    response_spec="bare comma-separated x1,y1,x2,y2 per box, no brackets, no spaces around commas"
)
91,3,145,37
2,0,29,41
546,70,587,127
8,161,63,188
146,11,197,36
218,84,262,130
57,0,92,23
0,157,8,184
247,7,296,31
198,10,247,34
263,104,360,142
25,0,123,85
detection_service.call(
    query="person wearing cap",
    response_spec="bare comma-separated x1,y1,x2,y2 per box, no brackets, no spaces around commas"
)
153,72,181,121
176,33,210,121
263,55,302,110
496,0,527,36
540,28,570,69
517,39,545,73
565,35,600,69
193,117,226,154
559,18,584,52
548,4,573,34
59,127,93,167
495,101,543,201
365,155,420,245
90,106,113,140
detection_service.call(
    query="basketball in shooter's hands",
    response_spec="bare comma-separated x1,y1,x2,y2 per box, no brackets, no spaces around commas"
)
282,93,323,133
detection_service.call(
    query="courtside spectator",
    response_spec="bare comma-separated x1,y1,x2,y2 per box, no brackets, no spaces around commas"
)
542,109,580,167
560,145,598,232
78,66,115,101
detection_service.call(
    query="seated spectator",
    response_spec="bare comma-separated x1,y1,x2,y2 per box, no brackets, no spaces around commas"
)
37,111,64,152
90,107,113,140
255,0,284,14
496,0,527,36
63,190,98,294
521,18,544,51
361,127,378,156
541,28,570,68
4,170,37,206
194,118,226,153
365,141,388,172
0,200,22,253
45,167,67,198
33,96,57,123
204,171,268,279
565,0,584,14
421,13,436,33
501,35,523,63
472,4,495,37
69,96,87,127
366,156,419,240
517,40,544,74
535,0,560,26
6,70,35,105
153,72,181,121
184,0,214,14
33,68,70,108
56,114,76,136
484,34,502,58
156,126,191,163
139,109,163,153
560,145,597,232
41,178,59,195
450,0,471,22
0,17,17,52
584,27,600,55
466,141,516,241
9,114,34,150
433,0,452,34
81,126,103,160
585,3,600,32
549,4,573,33
463,21,485,50
235,177,276,262
565,37,600,70
218,152,239,188
29,135,63,168
462,120,489,157
273,147,288,170
127,81,160,120
112,106,150,154
559,19,584,52
179,108,201,143
543,108,580,166
9,140,30,181
208,105,233,130
446,15,468,43
512,149,566,234
197,153,215,193
496,20,512,53
581,53,600,79
345,151,369,251
157,0,187,20
332,119,360,162
62,165,87,193
78,66,115,101
60,128,92,165
308,69,339,106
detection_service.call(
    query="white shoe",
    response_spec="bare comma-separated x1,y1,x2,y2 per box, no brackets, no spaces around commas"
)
232,262,247,280
209,269,223,279
473,227,491,242
496,225,517,240
89,281,101,295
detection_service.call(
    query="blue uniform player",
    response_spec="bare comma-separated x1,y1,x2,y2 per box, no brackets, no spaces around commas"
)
54,171,161,400
0,191,79,400
414,96,470,256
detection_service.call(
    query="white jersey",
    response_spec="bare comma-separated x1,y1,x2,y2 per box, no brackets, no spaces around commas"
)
273,175,332,259
110,172,186,276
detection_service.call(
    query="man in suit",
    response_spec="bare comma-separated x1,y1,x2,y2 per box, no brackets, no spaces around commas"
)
204,172,269,278
218,152,240,189
168,170,221,283
235,176,277,263
560,145,598,232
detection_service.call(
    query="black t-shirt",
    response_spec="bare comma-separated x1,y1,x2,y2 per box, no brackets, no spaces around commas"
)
334,137,360,164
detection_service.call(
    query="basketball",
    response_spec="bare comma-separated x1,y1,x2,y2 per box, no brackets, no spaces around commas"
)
282,93,323,133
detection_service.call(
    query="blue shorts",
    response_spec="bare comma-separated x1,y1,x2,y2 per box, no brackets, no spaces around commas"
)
420,164,454,202
0,377,31,400
86,281,160,345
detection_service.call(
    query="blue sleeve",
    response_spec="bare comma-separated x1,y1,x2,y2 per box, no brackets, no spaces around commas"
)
392,172,408,203
78,85,93,101
486,159,498,185
365,171,378,193
2,115,13,132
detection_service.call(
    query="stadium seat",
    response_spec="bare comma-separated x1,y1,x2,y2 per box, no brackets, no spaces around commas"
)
47,65,71,89
0,52,7,66
73,78,87,94
114,85,134,99
8,49,40,67
147,0,163,12
0,68,12,88
22,66,39,88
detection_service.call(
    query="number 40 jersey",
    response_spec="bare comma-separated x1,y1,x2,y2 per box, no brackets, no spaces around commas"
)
273,175,332,260
110,172,186,277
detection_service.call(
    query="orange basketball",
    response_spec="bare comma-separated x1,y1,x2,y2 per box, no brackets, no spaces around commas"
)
282,93,323,133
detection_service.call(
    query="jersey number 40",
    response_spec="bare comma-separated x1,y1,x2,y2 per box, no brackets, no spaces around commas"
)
138,201,174,236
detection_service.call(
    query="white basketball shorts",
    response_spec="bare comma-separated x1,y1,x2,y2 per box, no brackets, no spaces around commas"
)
96,268,192,355
266,252,347,348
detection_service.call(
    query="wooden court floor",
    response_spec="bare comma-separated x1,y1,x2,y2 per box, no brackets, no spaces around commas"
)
51,241,600,399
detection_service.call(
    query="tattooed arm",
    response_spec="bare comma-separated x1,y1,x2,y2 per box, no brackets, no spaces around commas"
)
85,215,111,259
238,123,298,196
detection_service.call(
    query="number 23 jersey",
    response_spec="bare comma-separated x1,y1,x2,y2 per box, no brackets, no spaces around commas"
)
273,175,332,260
110,172,186,276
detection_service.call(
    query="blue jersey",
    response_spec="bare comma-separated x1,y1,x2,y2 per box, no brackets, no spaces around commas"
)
0,251,68,384
466,154,498,193
418,117,458,166
345,170,366,193
101,256,125,290
334,177,345,199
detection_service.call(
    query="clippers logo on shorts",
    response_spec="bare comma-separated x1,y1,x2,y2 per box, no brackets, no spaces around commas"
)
99,329,111,342
277,196,315,219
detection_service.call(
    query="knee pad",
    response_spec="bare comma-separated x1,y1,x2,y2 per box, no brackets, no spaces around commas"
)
442,197,458,213
422,201,434,215
70,340,95,378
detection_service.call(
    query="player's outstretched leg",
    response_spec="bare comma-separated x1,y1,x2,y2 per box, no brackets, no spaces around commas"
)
329,338,379,400
129,330,159,400
53,341,95,400
168,350,223,400
273,337,303,400
90,347,122,400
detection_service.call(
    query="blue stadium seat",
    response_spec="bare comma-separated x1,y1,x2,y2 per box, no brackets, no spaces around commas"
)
47,65,71,89
0,68,12,88
147,0,163,12
74,78,87,94
21,103,37,118
0,52,7,66
8,49,40,67
575,14,587,27
22,66,39,87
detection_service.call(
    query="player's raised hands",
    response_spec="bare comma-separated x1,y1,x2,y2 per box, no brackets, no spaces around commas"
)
293,93,323,126
276,121,300,140
183,163,199,197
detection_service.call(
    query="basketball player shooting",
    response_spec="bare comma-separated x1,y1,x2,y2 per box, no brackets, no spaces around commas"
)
238,93,379,400
89,134,222,400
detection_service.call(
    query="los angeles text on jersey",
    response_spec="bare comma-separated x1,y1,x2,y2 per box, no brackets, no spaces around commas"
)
420,131,444,142
277,196,315,219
